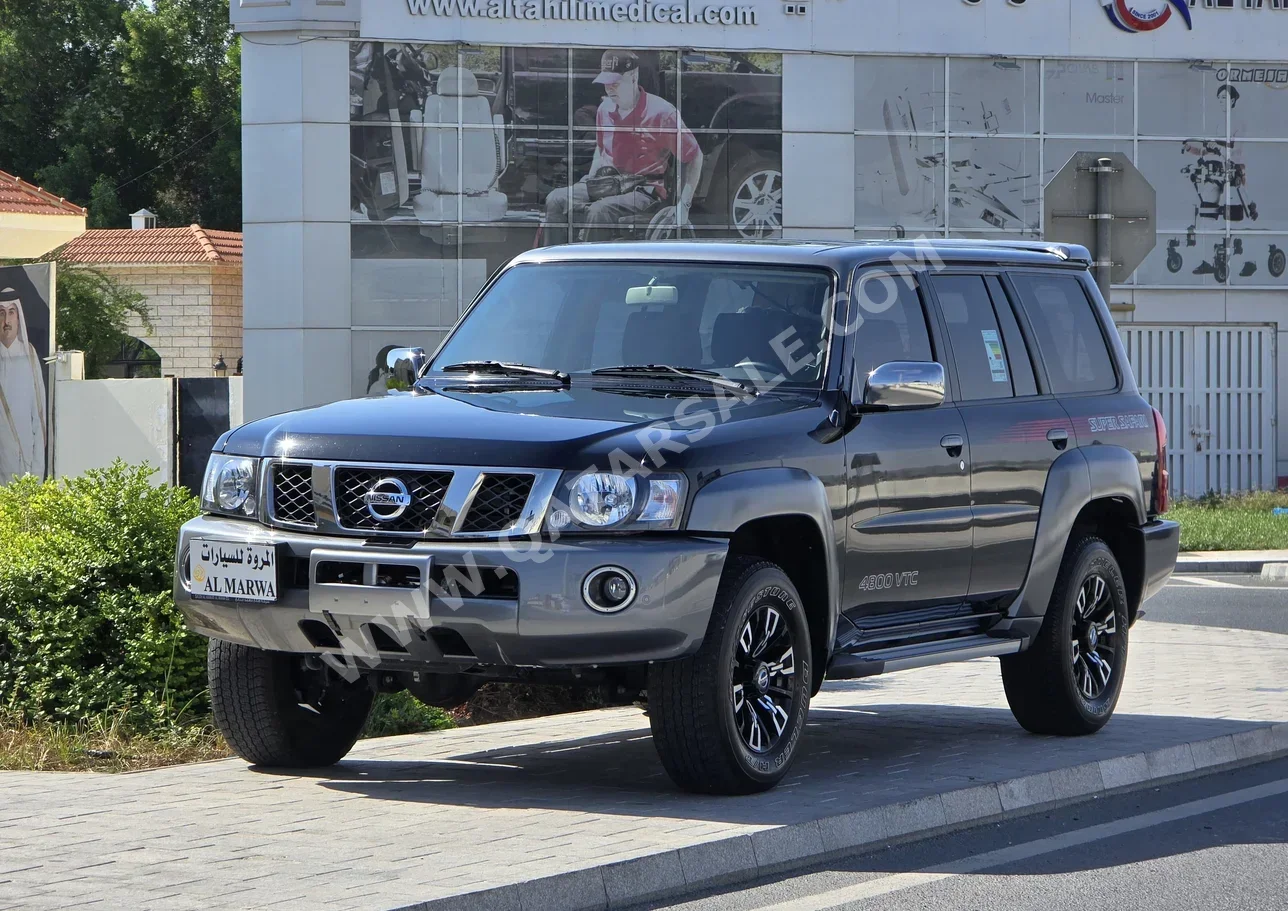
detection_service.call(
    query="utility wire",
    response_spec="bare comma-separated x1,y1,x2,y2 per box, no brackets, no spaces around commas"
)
114,115,238,192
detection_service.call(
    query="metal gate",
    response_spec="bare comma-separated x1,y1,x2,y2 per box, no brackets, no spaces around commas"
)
1119,324,1277,498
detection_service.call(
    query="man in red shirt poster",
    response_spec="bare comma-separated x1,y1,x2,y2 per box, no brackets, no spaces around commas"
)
544,50,703,243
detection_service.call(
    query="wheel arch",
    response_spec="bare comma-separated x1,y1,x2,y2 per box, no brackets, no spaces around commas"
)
1069,498,1146,625
697,136,781,206
995,444,1149,637
687,468,839,693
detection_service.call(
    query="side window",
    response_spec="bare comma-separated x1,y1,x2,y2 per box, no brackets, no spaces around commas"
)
850,273,934,386
985,276,1038,397
930,274,1014,400
1010,273,1117,394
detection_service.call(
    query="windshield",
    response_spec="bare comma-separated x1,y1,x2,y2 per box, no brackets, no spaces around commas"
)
431,262,834,388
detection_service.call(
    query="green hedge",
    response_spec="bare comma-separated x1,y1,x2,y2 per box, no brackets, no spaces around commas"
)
0,463,202,728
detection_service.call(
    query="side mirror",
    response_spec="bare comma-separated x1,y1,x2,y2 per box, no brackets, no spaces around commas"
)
386,346,428,391
857,361,945,412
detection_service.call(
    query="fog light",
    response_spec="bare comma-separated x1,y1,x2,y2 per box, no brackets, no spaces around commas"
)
582,566,637,613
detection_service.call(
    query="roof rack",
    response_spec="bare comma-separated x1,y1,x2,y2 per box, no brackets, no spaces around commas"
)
893,238,1092,264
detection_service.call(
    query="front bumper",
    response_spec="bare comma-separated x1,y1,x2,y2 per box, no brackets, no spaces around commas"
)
174,515,728,669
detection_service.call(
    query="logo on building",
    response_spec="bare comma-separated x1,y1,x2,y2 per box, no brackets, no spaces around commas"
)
1102,0,1193,31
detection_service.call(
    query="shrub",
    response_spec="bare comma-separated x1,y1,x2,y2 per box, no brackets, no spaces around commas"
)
363,692,454,738
0,462,202,728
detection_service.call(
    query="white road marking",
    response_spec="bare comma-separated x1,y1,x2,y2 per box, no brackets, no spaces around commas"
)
747,777,1288,911
1168,575,1242,588
1166,577,1288,592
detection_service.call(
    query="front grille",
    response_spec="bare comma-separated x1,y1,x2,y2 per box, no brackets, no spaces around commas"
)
271,463,316,527
334,467,452,533
459,473,535,533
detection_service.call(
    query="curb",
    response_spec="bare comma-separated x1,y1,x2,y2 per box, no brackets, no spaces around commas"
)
1262,563,1288,581
395,723,1288,911
1175,559,1270,574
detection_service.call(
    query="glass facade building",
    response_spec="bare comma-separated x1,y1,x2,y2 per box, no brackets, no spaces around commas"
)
234,0,1288,485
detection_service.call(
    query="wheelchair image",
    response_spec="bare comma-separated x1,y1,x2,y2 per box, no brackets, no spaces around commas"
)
1162,139,1283,283
575,166,695,242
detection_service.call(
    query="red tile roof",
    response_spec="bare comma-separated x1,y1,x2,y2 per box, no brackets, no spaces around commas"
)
57,224,243,265
0,170,87,216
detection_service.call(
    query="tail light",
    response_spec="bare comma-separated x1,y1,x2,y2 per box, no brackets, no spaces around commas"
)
1151,407,1169,515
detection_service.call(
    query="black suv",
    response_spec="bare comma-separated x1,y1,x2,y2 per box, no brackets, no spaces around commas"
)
176,240,1179,795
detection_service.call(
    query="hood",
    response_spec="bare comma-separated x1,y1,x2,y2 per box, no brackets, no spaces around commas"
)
222,381,817,468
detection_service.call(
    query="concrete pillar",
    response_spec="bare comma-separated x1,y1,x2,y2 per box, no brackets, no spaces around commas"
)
234,0,358,420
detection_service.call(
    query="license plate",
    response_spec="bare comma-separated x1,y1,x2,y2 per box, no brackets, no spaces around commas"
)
190,539,279,603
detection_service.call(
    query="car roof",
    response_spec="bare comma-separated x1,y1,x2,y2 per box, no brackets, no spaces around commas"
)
508,239,1093,272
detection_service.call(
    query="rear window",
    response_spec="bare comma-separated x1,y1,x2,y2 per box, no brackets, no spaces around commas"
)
1010,273,1117,394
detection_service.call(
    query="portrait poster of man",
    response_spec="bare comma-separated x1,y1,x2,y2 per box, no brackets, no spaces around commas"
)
0,264,55,483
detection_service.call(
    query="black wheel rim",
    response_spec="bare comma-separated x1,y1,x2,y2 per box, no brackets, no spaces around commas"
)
1071,573,1118,701
731,602,796,753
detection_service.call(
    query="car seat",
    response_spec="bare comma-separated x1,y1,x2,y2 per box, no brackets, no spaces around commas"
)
711,309,798,371
413,67,508,225
622,309,703,367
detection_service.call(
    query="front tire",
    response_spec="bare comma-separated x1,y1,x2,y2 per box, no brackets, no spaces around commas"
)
209,639,375,768
1001,537,1129,736
647,558,811,794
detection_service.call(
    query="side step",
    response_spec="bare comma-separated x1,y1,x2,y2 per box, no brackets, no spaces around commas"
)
826,634,1023,681
837,603,1001,652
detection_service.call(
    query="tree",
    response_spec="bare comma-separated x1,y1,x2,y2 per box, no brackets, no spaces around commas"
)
54,263,152,378
0,0,241,230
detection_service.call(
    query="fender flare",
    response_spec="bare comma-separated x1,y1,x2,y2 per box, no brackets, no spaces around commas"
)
687,467,841,664
996,444,1147,637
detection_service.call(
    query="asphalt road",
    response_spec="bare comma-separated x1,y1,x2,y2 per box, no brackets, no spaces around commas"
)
647,757,1288,911
642,574,1288,911
1144,572,1288,635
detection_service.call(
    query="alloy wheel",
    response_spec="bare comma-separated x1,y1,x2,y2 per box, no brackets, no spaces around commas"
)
1070,573,1118,700
731,602,797,753
731,169,783,239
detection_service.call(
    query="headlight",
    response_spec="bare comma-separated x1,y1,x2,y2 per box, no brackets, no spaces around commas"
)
201,454,260,518
548,471,687,532
569,472,635,527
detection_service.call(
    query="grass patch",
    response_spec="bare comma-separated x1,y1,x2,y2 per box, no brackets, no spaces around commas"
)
1170,490,1288,552
0,710,229,772
0,692,456,772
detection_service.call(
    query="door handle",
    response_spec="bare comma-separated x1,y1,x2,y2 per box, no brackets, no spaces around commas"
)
1047,428,1069,451
940,434,964,457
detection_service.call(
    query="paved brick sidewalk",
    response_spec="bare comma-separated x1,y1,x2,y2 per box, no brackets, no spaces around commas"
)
2,621,1286,911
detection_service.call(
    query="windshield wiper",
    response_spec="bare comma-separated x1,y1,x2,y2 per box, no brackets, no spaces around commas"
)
591,364,757,396
440,360,570,384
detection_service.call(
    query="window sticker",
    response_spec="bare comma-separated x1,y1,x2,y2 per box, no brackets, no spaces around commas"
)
981,329,1008,383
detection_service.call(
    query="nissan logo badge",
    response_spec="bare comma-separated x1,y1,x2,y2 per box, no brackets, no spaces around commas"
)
363,477,413,521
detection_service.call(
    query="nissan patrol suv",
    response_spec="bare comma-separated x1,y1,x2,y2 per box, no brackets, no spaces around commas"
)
176,240,1179,795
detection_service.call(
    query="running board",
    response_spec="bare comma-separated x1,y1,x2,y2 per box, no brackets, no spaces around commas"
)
826,635,1023,681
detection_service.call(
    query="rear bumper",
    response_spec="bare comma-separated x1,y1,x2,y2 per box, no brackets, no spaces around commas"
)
174,515,728,670
1139,518,1181,604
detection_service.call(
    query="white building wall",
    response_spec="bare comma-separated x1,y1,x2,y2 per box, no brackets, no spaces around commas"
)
54,379,175,484
241,33,353,420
